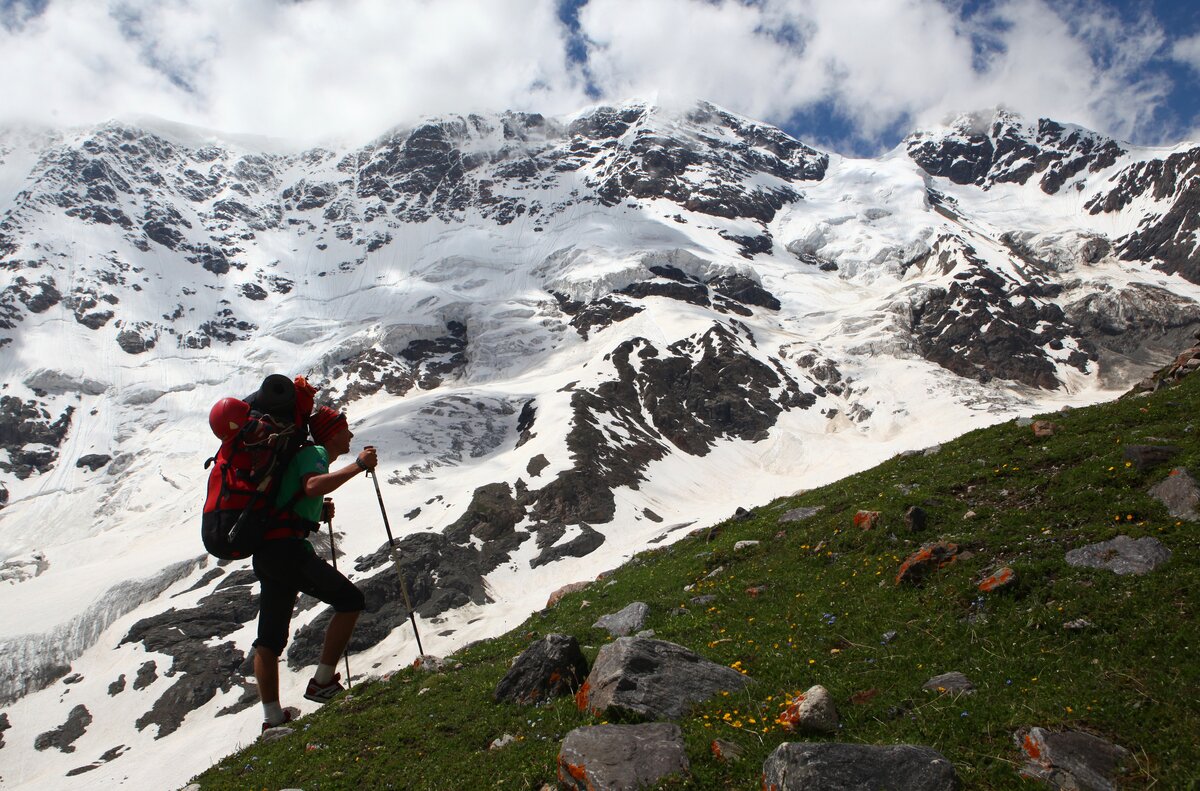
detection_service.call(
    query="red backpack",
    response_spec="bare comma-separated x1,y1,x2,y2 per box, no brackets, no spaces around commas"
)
201,375,313,560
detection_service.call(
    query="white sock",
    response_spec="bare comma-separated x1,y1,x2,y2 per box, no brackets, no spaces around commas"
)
263,701,284,725
314,663,336,685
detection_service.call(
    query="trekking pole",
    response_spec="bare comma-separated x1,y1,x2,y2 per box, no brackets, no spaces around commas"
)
323,498,354,689
363,449,425,656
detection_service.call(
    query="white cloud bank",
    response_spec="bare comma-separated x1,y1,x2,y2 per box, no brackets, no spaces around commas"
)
0,0,1190,150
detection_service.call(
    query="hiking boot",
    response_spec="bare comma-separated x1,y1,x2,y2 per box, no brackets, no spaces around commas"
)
261,706,300,735
304,674,344,703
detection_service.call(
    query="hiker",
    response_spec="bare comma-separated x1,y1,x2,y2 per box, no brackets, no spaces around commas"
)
252,405,376,732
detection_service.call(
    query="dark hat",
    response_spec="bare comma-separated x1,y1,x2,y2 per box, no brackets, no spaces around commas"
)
309,406,348,444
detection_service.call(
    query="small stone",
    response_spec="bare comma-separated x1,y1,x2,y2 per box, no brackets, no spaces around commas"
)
1148,468,1199,521
923,671,975,695
1063,618,1093,631
733,540,760,550
592,602,649,637
904,506,927,532
777,684,838,734
1017,417,1034,427
1032,420,1059,437
881,630,898,644
979,566,1016,592
489,733,517,750
547,581,590,608
710,738,745,762
849,688,880,705
854,510,881,530
259,725,294,743
963,510,977,520
413,655,448,672
745,585,768,597
895,542,959,585
923,444,943,456
690,594,717,606
1122,444,1180,472
780,506,824,523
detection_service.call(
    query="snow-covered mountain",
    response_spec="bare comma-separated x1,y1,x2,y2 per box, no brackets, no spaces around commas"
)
0,101,1197,788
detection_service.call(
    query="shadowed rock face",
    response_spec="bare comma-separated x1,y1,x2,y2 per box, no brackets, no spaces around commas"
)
120,580,259,738
907,113,1125,195
34,705,92,753
908,237,1094,389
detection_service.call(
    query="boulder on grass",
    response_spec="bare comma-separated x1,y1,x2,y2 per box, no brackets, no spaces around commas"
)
1065,535,1171,576
1016,727,1130,791
577,637,750,720
762,743,959,791
493,633,589,705
558,723,688,791
777,685,838,734
592,602,649,637
1148,468,1199,521
895,542,959,585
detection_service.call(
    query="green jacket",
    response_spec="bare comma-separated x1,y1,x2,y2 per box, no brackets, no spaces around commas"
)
274,444,328,523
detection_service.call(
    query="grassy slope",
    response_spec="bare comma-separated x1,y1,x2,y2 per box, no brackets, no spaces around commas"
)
193,373,1200,790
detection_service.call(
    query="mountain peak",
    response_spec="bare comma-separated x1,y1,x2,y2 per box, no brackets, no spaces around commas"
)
905,109,1126,194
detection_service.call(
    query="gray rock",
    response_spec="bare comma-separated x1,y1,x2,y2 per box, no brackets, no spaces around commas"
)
132,661,157,690
690,594,717,606
1121,444,1180,471
781,506,824,522
489,733,516,750
711,738,745,762
579,637,750,720
0,711,9,749
592,602,649,637
923,444,943,456
733,540,760,550
558,723,689,791
493,633,589,705
1065,535,1171,575
259,725,294,743
778,684,839,734
1148,468,1199,520
1017,727,1130,791
923,671,976,695
762,742,959,790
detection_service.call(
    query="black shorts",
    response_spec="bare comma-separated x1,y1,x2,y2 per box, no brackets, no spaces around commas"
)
251,538,365,656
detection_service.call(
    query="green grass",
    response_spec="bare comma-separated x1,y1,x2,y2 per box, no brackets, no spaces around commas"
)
192,375,1200,790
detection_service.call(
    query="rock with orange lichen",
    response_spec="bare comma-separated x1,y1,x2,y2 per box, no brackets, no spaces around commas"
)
853,510,881,530
978,566,1016,592
557,723,688,791
1016,727,1130,791
895,542,960,585
922,671,975,695
578,637,750,720
493,633,589,705
776,684,838,734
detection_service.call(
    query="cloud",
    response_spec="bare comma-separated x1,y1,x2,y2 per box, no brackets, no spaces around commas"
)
1172,32,1200,74
0,0,589,141
0,0,1190,151
578,0,1178,150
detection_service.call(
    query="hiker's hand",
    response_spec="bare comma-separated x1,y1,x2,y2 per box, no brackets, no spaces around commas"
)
357,446,377,471
322,498,335,522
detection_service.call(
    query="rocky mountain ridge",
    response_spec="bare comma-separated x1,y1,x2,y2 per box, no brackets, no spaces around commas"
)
0,101,1197,789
